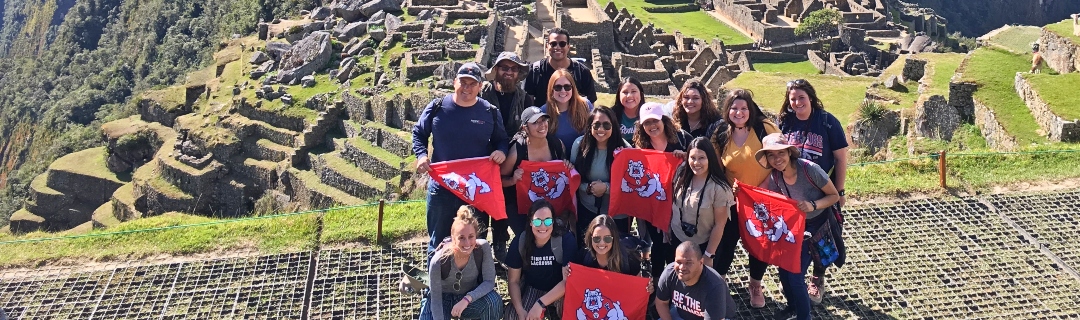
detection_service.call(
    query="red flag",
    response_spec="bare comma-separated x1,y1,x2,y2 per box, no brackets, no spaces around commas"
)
562,263,649,320
515,160,581,217
428,156,506,220
735,180,805,274
608,149,681,232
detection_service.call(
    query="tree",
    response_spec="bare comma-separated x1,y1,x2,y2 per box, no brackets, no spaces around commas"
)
795,8,842,38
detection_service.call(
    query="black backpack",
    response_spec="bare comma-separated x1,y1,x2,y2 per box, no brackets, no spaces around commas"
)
438,240,486,281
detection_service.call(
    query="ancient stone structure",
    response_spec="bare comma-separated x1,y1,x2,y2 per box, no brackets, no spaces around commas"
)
1015,73,1080,142
902,57,926,82
1039,26,1080,74
850,106,900,153
914,95,960,141
277,32,334,84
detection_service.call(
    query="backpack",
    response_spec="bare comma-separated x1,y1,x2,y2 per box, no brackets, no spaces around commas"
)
518,234,566,266
440,243,486,281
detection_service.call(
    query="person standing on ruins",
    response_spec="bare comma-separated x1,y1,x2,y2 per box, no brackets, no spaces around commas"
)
525,28,597,107
413,63,510,254
481,51,534,262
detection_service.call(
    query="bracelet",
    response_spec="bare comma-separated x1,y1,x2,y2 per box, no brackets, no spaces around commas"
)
838,189,846,197
463,295,473,304
810,200,818,211
536,299,547,309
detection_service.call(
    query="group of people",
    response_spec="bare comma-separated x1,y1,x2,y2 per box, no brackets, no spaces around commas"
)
409,27,850,320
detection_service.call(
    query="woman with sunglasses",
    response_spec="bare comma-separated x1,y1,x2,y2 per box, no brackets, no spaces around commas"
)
671,80,723,138
420,206,503,320
779,79,849,303
540,69,593,156
502,106,572,234
570,106,632,237
669,137,732,272
753,133,840,320
571,215,652,294
632,102,692,287
504,200,579,320
709,88,780,308
612,77,646,142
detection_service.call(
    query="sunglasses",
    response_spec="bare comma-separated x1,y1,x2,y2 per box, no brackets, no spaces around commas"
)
497,65,519,72
552,84,573,92
591,121,612,130
591,235,614,244
548,41,568,47
786,79,809,89
531,217,554,227
453,271,463,291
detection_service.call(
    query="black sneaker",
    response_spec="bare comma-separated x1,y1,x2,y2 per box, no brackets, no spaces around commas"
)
773,306,795,320
492,243,507,263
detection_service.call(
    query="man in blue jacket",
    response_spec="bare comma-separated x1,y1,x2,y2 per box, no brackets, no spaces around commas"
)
413,62,510,254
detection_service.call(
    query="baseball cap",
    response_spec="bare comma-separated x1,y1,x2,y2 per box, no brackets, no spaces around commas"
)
640,102,665,122
520,106,549,124
456,62,484,82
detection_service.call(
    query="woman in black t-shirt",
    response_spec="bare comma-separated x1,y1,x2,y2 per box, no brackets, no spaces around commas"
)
504,200,578,320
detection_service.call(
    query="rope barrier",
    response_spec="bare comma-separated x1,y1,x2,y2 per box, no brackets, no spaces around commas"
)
3,149,1077,245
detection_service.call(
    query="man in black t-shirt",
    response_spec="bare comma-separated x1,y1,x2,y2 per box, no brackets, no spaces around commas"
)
656,241,737,320
479,51,534,262
524,27,597,107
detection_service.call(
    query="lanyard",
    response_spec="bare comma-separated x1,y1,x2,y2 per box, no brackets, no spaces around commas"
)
678,179,709,225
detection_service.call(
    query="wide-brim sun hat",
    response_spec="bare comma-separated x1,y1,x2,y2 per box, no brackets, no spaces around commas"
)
485,52,529,82
755,133,800,169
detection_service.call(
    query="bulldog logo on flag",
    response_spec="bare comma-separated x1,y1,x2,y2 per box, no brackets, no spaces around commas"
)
619,160,667,201
429,156,506,220
563,263,648,320
735,181,805,274
608,149,681,232
576,289,628,320
746,202,797,244
516,160,580,216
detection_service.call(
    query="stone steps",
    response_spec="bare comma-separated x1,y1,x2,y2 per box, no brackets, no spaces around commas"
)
244,138,292,162
311,152,388,200
8,209,44,234
284,168,365,209
92,202,121,229
291,103,343,168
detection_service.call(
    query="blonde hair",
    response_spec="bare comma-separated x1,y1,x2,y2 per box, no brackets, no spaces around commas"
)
437,206,481,262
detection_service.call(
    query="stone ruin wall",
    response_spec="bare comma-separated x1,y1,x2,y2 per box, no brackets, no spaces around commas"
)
1014,73,1080,142
1039,27,1080,74
557,0,615,56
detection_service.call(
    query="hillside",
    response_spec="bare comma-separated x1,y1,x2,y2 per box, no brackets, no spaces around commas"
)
899,0,1080,37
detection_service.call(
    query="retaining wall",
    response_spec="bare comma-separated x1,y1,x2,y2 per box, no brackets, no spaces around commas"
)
1014,73,1080,142
973,100,1020,151
1039,28,1080,74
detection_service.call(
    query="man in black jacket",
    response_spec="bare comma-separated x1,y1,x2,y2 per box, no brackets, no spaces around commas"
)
524,27,597,107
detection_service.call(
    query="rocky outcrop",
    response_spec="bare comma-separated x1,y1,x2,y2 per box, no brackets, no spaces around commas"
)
948,80,978,123
1039,27,1080,74
902,58,927,82
276,32,333,84
851,108,901,154
1014,73,1080,142
914,95,961,140
974,100,1020,151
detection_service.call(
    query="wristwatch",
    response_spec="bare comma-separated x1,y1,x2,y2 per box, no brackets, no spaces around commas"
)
838,189,846,197
536,300,547,309
704,251,714,259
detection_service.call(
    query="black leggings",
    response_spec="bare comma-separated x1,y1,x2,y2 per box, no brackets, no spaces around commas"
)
717,205,827,279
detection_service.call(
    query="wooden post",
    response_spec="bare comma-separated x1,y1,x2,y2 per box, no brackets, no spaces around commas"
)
376,199,386,244
938,150,947,189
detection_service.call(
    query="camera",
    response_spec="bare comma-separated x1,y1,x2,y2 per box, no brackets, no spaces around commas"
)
681,222,698,237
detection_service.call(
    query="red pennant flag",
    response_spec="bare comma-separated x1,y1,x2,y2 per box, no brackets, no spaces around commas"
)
608,149,681,232
515,160,581,217
428,156,506,220
562,263,649,320
735,180,806,274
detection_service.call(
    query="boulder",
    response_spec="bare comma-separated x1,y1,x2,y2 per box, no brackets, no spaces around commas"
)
335,21,369,42
360,0,400,18
433,61,463,81
346,42,366,56
914,95,960,140
417,10,433,21
358,47,375,56
250,51,270,64
370,29,387,42
302,75,317,87
276,31,333,84
851,107,901,153
310,6,333,20
334,0,367,23
384,14,402,33
265,42,292,59
233,85,242,96
251,60,276,79
338,59,357,83
884,75,904,90
282,94,295,105
902,58,927,83
368,10,387,22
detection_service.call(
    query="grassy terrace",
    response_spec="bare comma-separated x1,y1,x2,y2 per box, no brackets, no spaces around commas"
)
1045,19,1080,44
960,48,1045,144
723,71,877,127
1023,72,1080,121
50,147,131,183
751,59,820,74
871,53,965,111
603,0,752,45
987,26,1042,54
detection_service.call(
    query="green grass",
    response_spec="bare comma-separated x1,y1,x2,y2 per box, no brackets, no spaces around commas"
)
987,26,1042,54
603,0,752,45
918,53,965,97
291,168,365,205
752,60,821,74
723,72,878,127
380,41,408,71
960,48,1045,144
321,152,387,189
1045,19,1080,45
141,85,187,111
870,53,965,111
49,147,131,183
346,137,414,165
1023,72,1080,121
949,145,1080,189
321,201,426,244
0,212,319,268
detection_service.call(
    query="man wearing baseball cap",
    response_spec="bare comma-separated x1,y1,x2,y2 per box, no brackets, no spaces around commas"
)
413,62,510,254
479,52,534,261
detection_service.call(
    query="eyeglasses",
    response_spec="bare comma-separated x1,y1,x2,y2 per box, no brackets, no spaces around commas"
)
531,217,554,227
786,79,809,89
591,235,614,244
453,271,463,291
591,121,612,130
552,84,573,92
497,65,519,72
548,41,568,47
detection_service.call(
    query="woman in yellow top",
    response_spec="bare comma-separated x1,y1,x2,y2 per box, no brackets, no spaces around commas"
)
706,88,779,309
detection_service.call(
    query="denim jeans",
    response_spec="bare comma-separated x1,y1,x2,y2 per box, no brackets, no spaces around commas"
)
427,182,467,254
419,290,504,320
775,214,828,320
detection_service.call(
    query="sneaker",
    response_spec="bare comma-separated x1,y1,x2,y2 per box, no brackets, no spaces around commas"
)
773,306,795,320
748,279,766,309
493,243,507,263
808,275,825,304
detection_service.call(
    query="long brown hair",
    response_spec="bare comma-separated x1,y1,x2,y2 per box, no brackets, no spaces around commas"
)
672,80,721,131
633,115,679,150
522,199,557,271
778,79,826,121
575,107,628,178
584,215,624,273
546,69,590,134
712,89,769,155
